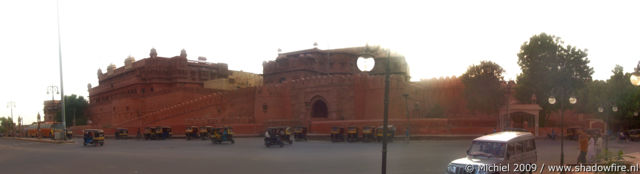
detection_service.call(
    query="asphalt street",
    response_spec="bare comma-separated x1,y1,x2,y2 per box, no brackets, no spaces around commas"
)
0,137,638,174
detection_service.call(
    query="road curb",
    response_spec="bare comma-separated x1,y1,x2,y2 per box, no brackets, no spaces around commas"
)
11,137,74,144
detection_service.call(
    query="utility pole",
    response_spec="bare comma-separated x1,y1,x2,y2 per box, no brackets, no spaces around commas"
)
381,49,391,174
7,101,16,136
56,0,67,140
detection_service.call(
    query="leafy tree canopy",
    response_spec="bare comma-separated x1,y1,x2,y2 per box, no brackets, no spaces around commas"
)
461,61,506,115
55,94,89,127
515,33,594,113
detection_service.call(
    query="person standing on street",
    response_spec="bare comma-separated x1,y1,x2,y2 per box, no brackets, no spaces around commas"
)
577,130,589,164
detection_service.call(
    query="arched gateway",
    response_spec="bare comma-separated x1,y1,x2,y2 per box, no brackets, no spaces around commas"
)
310,96,328,118
499,104,542,136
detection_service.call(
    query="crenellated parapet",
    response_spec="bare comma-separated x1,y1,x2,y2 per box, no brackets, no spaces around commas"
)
262,46,409,84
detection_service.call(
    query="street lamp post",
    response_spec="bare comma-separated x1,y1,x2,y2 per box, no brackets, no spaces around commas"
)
548,93,577,166
47,85,60,101
56,0,67,140
37,113,41,139
7,101,16,136
357,45,392,174
599,105,618,160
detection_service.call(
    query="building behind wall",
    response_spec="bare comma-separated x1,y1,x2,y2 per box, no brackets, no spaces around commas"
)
43,100,60,122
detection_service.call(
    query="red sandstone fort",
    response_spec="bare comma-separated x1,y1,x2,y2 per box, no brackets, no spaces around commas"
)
73,46,604,136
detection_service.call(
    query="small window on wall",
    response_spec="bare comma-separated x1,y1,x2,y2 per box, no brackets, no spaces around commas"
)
262,104,268,113
279,77,286,83
141,88,145,94
150,87,154,92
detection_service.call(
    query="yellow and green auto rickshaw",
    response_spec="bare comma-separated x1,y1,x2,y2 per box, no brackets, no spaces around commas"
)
293,126,308,141
375,125,396,142
83,129,105,146
143,127,155,140
346,126,359,142
211,127,234,144
185,126,200,140
361,126,375,142
330,126,345,142
200,126,213,140
115,128,128,139
156,126,172,140
282,127,293,144
264,127,285,147
66,129,73,139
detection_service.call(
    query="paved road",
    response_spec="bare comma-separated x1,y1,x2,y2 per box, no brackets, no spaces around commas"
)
1,137,639,174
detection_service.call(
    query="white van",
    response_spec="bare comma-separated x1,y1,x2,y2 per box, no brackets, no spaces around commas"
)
446,131,537,174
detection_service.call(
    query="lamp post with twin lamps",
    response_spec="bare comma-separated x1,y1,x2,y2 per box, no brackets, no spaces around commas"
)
598,105,618,160
547,94,577,166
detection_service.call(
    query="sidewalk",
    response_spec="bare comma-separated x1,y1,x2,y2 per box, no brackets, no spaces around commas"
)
8,137,74,144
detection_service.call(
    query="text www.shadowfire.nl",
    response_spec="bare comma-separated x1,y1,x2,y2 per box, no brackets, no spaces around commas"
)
465,163,640,173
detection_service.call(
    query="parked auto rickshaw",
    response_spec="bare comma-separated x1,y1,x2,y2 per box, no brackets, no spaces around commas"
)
200,126,213,140
375,125,396,142
330,126,345,142
293,126,308,141
211,127,234,144
66,129,73,139
143,127,155,140
264,127,284,147
346,126,359,142
156,126,172,140
282,127,293,144
83,129,105,146
361,126,375,142
185,126,200,140
115,128,128,139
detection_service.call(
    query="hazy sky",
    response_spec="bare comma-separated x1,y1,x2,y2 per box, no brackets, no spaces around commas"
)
1,0,639,124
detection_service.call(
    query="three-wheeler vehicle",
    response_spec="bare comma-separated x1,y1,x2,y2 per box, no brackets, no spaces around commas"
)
346,126,359,142
83,129,105,146
330,126,345,142
264,127,284,147
157,126,172,140
211,127,234,144
66,129,73,139
281,127,293,144
375,125,396,142
293,126,308,141
143,127,156,140
115,128,128,139
361,126,375,142
200,126,213,140
185,126,200,140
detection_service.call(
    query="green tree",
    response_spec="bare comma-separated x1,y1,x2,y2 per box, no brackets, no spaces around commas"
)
460,61,506,115
0,117,15,134
604,65,640,129
55,94,89,127
515,33,594,125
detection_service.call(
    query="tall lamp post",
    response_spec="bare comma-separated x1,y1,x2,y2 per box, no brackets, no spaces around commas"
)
598,105,618,160
37,113,41,138
6,101,16,136
56,0,67,140
47,85,60,101
548,93,577,166
357,45,392,174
